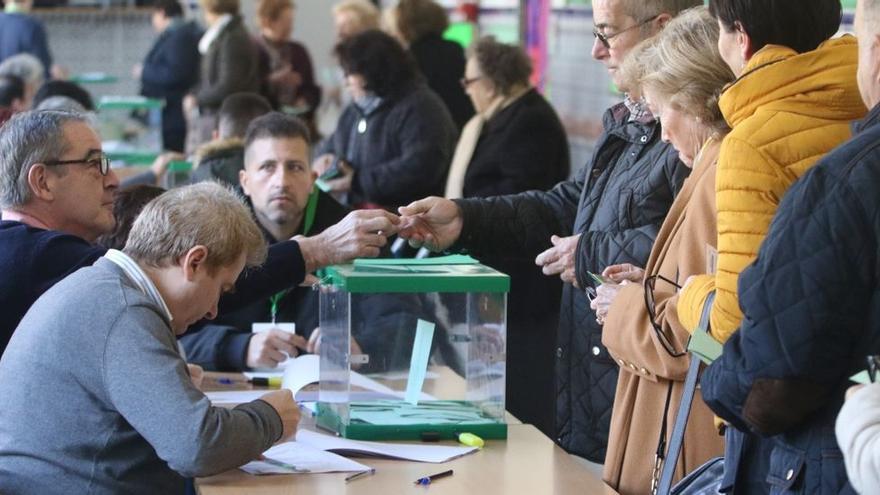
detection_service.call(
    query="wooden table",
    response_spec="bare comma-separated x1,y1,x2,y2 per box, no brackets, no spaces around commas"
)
197,371,616,495
196,424,617,495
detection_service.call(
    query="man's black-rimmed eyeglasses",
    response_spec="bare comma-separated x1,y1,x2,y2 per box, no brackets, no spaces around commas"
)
45,152,111,176
644,273,685,358
593,15,659,50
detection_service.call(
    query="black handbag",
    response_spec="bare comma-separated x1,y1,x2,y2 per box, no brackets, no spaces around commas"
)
654,293,724,495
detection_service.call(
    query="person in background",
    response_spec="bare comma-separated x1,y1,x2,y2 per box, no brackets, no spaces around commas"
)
324,0,381,118
190,92,273,187
397,0,698,470
32,79,94,111
449,36,568,199
0,182,300,495
443,35,568,437
187,0,261,149
333,0,380,42
837,382,880,494
0,0,51,78
123,92,272,189
254,0,322,140
0,53,43,109
313,29,456,210
0,74,25,125
0,110,401,356
590,7,733,493
136,0,202,153
96,184,165,250
698,0,879,490
385,0,474,130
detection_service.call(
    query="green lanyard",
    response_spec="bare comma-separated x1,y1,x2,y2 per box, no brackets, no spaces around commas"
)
269,186,320,323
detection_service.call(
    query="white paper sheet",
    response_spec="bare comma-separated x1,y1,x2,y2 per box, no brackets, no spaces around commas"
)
281,354,322,394
281,354,436,400
239,440,371,475
296,429,478,463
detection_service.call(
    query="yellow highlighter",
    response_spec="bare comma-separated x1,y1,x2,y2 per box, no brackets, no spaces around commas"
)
457,432,484,449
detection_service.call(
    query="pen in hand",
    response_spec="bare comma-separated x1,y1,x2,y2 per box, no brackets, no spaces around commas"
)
414,469,453,485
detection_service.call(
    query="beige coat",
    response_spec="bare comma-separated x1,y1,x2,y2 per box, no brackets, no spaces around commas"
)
601,140,723,495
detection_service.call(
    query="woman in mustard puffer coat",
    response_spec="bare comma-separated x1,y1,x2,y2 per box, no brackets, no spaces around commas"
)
677,1,866,344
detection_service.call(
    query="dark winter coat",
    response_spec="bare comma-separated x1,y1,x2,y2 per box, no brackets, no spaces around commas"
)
409,34,474,130
140,19,202,152
317,81,457,209
453,101,687,461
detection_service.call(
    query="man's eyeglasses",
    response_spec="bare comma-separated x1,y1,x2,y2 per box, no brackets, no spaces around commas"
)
644,273,685,358
45,152,111,176
460,76,482,89
593,15,658,50
868,355,880,383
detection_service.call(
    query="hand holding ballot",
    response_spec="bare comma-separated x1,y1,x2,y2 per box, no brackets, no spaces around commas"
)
295,210,401,272
601,263,645,284
258,389,301,443
397,197,463,252
590,280,630,325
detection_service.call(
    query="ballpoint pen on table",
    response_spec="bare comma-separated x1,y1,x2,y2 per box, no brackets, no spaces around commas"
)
345,468,376,482
414,469,454,485
261,457,309,473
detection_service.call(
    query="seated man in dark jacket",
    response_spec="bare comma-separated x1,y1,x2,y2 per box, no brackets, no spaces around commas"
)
138,0,202,153
699,1,880,492
182,112,423,372
0,110,400,357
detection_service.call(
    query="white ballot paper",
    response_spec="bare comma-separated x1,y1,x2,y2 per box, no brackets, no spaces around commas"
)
240,440,371,475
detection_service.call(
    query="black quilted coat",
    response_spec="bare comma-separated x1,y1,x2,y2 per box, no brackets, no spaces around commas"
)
454,102,688,461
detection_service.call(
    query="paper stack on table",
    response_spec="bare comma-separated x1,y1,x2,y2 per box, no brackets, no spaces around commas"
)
296,429,478,463
238,427,479,476
240,441,371,475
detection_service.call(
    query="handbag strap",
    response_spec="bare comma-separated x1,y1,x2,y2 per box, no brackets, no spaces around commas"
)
656,292,716,495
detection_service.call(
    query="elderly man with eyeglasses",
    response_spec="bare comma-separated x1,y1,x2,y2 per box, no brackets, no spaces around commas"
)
0,110,401,357
397,0,699,471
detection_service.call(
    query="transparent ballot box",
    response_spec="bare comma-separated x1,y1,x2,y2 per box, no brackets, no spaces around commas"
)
97,96,163,166
316,256,509,441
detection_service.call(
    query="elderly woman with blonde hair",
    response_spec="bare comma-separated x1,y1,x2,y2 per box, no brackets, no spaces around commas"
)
588,7,734,494
332,0,380,41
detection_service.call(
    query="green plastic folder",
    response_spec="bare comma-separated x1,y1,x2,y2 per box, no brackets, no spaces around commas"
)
353,255,479,266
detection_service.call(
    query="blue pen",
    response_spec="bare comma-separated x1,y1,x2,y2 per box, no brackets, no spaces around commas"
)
414,469,453,485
